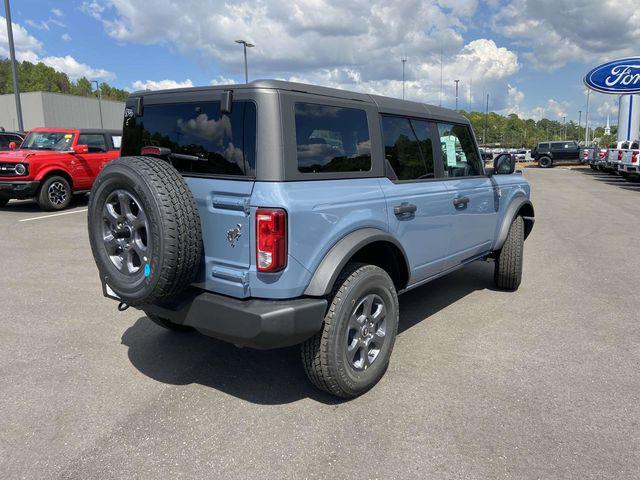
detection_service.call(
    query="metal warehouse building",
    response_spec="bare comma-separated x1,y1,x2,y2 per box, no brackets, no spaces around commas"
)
0,92,125,132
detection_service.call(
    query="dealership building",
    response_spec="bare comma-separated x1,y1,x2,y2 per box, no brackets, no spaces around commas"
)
0,92,125,132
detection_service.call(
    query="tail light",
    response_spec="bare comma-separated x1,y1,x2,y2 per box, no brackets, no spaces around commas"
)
256,208,287,272
618,150,623,161
633,151,639,164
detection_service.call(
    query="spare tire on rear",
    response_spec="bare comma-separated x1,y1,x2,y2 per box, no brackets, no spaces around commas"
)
88,156,202,306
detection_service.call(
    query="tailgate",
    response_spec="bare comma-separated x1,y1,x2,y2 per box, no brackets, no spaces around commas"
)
186,177,254,298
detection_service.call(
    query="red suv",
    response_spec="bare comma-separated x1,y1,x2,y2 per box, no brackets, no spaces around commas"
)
0,128,121,210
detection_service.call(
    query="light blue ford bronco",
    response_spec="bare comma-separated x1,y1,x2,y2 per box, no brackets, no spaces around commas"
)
88,80,534,398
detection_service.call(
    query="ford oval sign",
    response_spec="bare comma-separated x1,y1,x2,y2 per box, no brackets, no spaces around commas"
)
584,57,640,94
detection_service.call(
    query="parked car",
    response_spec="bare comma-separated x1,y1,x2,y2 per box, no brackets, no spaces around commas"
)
87,80,535,398
532,141,580,168
617,141,640,180
515,149,528,162
0,128,121,210
479,147,493,161
0,130,24,151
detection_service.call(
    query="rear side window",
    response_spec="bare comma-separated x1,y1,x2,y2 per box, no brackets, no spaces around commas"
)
111,135,122,149
122,101,256,177
437,123,483,177
78,134,107,153
295,103,371,173
381,116,435,180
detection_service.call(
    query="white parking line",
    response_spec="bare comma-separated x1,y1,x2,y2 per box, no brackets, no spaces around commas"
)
19,208,88,223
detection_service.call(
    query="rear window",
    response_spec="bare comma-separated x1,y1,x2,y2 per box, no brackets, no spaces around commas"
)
122,101,256,177
78,134,107,153
294,103,371,173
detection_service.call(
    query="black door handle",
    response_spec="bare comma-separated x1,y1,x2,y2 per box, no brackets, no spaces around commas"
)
394,203,417,215
453,196,470,208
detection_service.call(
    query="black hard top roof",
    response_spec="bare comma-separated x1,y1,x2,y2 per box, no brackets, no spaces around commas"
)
131,79,468,125
78,129,122,136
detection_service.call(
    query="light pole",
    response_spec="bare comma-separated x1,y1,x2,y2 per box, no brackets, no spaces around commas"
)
401,54,407,100
483,93,489,145
585,89,591,144
454,79,460,111
4,0,24,132
562,116,566,140
235,39,254,84
91,80,104,129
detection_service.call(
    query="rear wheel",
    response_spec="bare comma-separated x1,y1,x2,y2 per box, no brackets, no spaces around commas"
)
147,313,192,332
494,216,524,291
301,263,399,398
538,156,553,168
37,175,72,211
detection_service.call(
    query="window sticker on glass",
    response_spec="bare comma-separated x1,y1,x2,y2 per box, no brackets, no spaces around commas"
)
441,135,459,167
64,134,73,139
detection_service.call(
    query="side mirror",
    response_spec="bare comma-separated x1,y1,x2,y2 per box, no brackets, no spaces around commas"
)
73,144,89,155
8,142,17,151
493,153,516,175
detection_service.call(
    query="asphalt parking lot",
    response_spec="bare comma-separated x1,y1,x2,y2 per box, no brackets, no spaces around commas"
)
1,168,639,479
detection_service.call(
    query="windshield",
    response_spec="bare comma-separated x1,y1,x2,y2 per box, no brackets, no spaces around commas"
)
21,132,75,151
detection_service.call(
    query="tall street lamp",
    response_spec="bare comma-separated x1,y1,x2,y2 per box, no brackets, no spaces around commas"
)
91,80,104,129
454,79,460,111
235,39,254,84
4,0,24,132
401,55,407,100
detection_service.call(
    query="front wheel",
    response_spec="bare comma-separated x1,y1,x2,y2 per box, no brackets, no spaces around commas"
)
301,263,399,398
37,176,72,211
494,216,524,291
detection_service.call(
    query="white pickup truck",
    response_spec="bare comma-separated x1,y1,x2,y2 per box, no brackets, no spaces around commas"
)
616,141,640,180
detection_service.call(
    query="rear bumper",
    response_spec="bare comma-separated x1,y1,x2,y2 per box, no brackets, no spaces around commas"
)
140,289,327,350
0,180,40,198
619,164,639,174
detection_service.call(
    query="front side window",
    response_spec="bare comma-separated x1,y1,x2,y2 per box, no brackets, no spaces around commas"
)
122,101,256,177
21,132,74,151
78,134,107,153
381,116,435,180
295,103,371,173
437,123,483,177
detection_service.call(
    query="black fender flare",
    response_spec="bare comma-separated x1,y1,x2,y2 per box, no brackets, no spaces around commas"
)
493,197,535,251
304,228,410,297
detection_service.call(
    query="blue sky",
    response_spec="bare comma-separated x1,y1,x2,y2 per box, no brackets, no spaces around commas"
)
3,0,638,127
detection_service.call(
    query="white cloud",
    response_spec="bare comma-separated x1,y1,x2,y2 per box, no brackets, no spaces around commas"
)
131,79,195,91
79,1,522,109
1,16,114,82
528,99,570,121
0,15,43,61
41,55,115,80
51,8,64,18
210,76,237,86
491,0,640,69
61,33,72,42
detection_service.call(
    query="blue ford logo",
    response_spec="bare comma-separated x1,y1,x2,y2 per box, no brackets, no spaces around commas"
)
584,57,640,94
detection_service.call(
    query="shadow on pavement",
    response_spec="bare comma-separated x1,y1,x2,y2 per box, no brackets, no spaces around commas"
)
578,169,640,192
121,261,496,405
0,195,89,213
